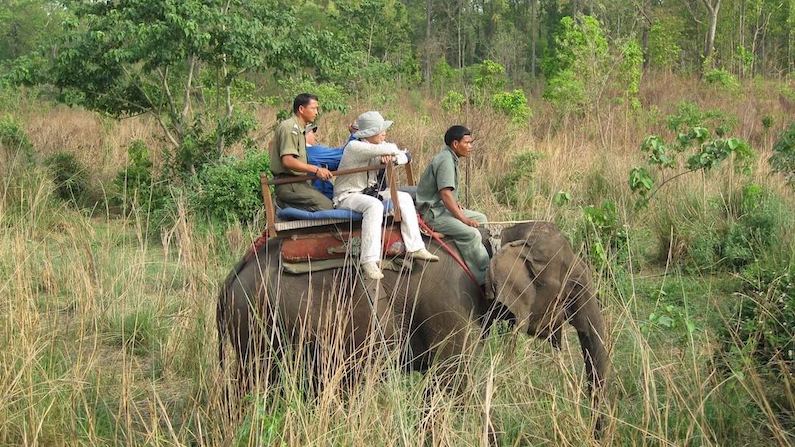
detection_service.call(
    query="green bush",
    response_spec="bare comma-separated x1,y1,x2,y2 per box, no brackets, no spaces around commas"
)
769,122,795,186
722,183,786,268
580,200,628,268
114,140,169,214
491,90,531,124
0,114,34,163
489,151,540,208
726,260,795,370
165,111,258,178
704,68,741,92
542,15,610,116
665,101,736,135
647,20,682,71
441,91,466,113
652,184,790,272
43,152,90,206
193,150,270,224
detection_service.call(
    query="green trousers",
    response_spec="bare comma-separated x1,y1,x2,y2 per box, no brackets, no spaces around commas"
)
423,209,489,285
274,182,333,211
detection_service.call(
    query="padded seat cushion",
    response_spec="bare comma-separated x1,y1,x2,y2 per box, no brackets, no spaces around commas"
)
277,207,363,221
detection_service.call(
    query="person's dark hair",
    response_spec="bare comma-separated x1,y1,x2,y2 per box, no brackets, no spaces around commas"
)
293,93,318,114
444,125,471,146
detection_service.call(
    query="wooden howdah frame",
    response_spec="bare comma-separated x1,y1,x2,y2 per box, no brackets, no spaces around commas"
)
260,161,415,238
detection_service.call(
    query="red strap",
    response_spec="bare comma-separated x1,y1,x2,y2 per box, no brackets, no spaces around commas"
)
245,230,270,262
417,215,482,288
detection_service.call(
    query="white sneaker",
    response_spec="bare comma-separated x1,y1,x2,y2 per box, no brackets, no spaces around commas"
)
361,262,384,280
408,248,440,262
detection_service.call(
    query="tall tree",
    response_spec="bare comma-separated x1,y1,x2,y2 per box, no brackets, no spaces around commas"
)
48,0,346,166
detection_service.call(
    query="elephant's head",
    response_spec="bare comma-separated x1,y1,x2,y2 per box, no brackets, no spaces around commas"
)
486,237,570,340
485,222,608,391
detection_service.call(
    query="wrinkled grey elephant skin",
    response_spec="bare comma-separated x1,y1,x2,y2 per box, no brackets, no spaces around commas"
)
217,221,608,398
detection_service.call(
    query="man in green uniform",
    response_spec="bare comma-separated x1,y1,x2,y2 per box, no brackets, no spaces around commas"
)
416,125,489,285
269,93,334,211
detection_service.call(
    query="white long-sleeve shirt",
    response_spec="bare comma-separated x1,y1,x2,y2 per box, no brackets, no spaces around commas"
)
332,140,406,205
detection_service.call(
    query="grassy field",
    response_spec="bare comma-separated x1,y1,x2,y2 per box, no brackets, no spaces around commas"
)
1,73,794,445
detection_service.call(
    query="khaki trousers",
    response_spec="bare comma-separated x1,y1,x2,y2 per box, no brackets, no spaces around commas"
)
423,209,489,285
274,182,333,211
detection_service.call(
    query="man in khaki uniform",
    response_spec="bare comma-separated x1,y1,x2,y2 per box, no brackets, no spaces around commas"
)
415,125,489,285
270,93,334,211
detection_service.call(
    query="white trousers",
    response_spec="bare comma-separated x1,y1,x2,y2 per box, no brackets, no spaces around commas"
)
336,190,426,264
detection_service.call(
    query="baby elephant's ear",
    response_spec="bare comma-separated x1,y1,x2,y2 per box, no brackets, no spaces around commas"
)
487,240,536,333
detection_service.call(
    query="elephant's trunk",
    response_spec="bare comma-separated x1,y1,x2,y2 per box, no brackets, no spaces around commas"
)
571,289,608,394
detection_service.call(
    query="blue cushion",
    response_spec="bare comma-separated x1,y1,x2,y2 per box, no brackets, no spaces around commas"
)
277,207,363,221
276,199,395,222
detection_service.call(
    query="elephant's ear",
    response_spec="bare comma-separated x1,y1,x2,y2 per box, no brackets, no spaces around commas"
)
486,239,538,332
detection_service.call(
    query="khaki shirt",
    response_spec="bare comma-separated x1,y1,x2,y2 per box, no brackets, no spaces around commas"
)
415,146,459,218
269,116,306,176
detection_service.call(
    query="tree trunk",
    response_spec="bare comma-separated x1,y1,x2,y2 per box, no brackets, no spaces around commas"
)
702,0,721,64
424,0,432,86
530,0,538,77
457,0,463,69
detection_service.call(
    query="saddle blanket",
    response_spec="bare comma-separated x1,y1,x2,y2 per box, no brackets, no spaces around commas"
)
280,228,406,263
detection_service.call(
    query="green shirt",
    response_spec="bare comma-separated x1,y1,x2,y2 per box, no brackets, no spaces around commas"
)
269,116,306,176
416,145,459,218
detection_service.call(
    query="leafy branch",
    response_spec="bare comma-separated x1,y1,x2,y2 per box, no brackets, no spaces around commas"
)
629,126,755,208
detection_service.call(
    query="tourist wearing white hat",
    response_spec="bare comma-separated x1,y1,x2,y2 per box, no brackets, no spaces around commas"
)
334,111,439,280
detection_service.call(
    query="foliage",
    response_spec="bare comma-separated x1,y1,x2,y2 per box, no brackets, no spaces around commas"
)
113,140,168,214
490,151,540,208
36,0,349,177
441,91,466,113
723,183,785,268
466,59,506,105
43,152,90,206
704,68,741,92
275,79,349,115
768,122,795,186
193,150,269,223
581,200,628,268
725,260,795,370
618,39,643,110
543,15,609,114
652,183,790,273
665,101,736,136
167,111,258,176
0,0,66,61
647,20,682,71
629,126,755,209
490,89,531,124
542,15,639,116
734,46,754,77
0,113,33,161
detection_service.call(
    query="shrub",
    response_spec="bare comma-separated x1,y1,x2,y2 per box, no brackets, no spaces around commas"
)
441,91,466,113
769,122,795,186
647,20,682,71
43,152,90,206
725,260,795,370
665,101,736,135
193,150,270,224
721,183,787,268
114,140,169,214
542,15,610,115
618,39,643,110
163,111,258,178
580,200,628,268
704,68,741,92
0,114,34,163
491,90,531,124
489,151,540,208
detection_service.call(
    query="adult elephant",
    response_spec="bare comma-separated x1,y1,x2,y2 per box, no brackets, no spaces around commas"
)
217,221,608,416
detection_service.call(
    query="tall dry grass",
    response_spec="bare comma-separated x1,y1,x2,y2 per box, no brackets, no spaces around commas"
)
1,73,794,445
